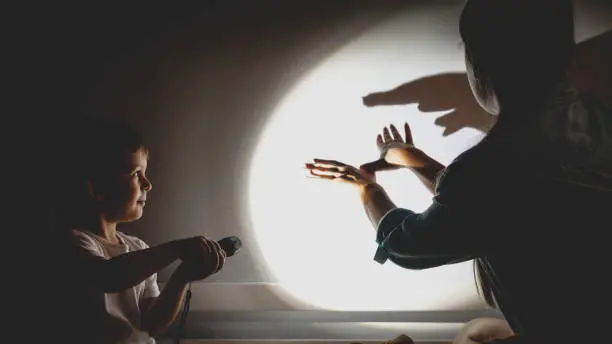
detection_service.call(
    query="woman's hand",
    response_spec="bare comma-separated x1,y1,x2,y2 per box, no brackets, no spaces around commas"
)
305,158,377,189
305,158,397,228
360,122,431,173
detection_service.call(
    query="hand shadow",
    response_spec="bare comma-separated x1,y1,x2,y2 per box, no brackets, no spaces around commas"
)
362,30,612,136
362,72,494,136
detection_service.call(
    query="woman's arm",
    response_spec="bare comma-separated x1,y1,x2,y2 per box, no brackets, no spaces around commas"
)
373,157,492,266
408,158,446,194
360,123,446,194
307,156,486,270
359,183,397,228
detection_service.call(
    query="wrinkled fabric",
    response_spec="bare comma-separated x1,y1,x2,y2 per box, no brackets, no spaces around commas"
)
374,85,612,344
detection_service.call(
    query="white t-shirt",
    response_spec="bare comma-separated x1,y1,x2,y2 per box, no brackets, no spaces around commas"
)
71,229,161,344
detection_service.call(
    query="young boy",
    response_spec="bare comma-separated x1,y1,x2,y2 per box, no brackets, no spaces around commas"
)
52,118,226,344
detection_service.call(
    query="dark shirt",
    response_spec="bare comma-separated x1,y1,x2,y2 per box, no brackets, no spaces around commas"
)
373,139,612,344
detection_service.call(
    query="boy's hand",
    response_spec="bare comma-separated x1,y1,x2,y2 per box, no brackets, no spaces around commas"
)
173,236,226,274
173,258,225,282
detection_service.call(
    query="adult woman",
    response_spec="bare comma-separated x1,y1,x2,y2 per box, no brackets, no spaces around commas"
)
306,1,612,343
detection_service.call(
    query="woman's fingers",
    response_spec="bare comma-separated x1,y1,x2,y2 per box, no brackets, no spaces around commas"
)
377,134,384,149
307,163,361,182
383,127,392,143
305,164,342,173
382,123,413,145
312,158,348,169
306,160,375,187
390,124,403,142
309,169,356,184
404,122,413,145
305,160,348,177
309,169,339,179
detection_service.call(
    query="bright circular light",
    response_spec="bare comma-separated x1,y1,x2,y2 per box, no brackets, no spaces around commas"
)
248,5,487,311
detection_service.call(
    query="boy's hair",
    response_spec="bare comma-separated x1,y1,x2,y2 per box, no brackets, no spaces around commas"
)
53,117,147,228
78,118,148,184
459,0,575,101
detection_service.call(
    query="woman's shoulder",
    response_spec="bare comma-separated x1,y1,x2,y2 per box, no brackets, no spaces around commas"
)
446,141,511,173
436,141,519,193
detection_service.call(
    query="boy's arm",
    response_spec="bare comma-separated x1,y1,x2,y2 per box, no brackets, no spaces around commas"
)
139,267,189,335
139,248,226,335
69,232,181,293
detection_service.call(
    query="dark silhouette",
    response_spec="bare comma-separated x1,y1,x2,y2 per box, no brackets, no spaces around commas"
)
306,2,612,344
569,30,612,107
362,30,611,137
362,72,494,136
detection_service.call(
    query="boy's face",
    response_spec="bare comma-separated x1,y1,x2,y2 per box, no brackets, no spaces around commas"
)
96,147,152,223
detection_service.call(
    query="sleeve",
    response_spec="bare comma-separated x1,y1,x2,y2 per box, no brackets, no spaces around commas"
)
64,230,109,287
136,238,161,299
69,230,105,258
373,154,495,269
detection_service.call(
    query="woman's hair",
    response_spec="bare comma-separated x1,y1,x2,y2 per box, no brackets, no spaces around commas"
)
459,0,575,113
53,117,148,229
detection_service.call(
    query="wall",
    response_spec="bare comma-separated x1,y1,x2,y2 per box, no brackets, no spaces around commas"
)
15,0,612,341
